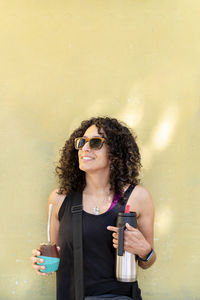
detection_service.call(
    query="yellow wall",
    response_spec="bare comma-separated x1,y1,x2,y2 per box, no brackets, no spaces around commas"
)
0,0,200,299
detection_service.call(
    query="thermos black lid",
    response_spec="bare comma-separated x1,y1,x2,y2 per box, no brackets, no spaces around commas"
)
117,212,136,217
116,211,137,229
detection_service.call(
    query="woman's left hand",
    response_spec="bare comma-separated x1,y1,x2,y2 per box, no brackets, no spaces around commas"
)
107,223,151,259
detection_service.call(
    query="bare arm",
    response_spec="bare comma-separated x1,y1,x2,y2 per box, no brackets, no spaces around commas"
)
30,189,65,275
133,185,156,269
107,185,156,270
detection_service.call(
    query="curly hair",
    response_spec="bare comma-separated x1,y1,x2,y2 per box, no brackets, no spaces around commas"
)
55,117,142,203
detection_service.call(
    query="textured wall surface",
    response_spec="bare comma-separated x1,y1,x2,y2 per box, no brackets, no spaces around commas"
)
0,0,200,299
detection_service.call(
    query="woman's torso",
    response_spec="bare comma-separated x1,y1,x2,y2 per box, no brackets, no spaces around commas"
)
56,185,142,300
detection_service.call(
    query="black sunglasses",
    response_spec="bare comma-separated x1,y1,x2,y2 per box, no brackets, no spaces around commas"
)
74,136,105,150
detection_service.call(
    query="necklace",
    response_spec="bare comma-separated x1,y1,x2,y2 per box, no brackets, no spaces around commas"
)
93,206,100,215
83,187,113,215
92,193,113,215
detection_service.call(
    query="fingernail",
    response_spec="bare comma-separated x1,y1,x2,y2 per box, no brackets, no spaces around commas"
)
41,266,45,269
40,259,44,263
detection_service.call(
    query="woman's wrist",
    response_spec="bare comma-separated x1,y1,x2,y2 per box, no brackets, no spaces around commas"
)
138,242,152,259
138,248,154,262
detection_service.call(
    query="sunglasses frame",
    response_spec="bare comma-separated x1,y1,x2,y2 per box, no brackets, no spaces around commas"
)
74,136,105,150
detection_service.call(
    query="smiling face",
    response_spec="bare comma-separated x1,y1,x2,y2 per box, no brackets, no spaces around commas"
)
78,125,110,174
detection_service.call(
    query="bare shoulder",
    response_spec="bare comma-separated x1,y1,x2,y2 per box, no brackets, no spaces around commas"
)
48,189,67,213
128,185,154,216
132,185,152,202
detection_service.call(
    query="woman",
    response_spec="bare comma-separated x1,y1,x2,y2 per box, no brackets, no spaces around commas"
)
31,117,156,300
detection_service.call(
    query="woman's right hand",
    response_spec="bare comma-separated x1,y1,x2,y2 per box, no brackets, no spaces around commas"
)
30,246,61,275
30,248,47,275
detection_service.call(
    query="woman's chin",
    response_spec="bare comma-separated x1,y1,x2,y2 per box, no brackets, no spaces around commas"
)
79,164,92,172
79,164,99,173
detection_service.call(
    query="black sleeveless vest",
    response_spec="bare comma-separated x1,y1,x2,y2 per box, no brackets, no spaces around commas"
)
56,185,142,300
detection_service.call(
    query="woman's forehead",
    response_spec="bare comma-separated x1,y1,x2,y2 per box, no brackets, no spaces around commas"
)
83,125,104,137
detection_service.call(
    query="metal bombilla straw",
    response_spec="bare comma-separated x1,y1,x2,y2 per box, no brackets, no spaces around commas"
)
47,204,53,243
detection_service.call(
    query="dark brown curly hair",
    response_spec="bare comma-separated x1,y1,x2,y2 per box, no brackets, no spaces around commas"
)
56,117,142,203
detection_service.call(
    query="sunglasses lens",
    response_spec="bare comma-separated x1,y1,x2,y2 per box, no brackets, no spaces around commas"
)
75,138,86,149
90,138,103,149
75,137,104,150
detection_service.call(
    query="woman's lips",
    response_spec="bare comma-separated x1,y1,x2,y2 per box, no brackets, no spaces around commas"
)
81,156,94,161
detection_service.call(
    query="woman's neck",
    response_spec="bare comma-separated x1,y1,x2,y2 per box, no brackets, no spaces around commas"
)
84,172,111,196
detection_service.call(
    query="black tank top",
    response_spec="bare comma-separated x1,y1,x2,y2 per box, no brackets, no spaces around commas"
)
56,185,142,300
